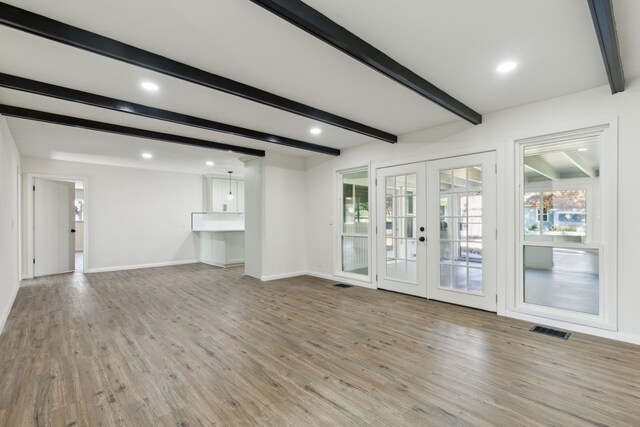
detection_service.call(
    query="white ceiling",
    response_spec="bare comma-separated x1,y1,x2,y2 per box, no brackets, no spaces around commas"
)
1,0,637,174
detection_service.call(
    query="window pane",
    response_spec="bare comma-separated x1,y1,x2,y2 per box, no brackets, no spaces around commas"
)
395,175,406,196
453,168,466,189
467,166,482,191
524,246,599,315
341,170,369,277
523,137,599,243
440,170,452,191
342,236,368,275
342,171,369,235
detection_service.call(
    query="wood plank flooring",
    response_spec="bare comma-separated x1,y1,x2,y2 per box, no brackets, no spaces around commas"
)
1,263,639,426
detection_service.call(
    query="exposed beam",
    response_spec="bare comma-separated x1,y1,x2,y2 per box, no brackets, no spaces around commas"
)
524,156,558,180
563,150,595,177
0,2,396,143
0,104,266,157
249,0,482,125
0,73,340,156
587,0,625,93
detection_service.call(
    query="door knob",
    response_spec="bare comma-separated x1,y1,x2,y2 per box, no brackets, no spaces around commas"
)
419,236,426,242
71,229,76,233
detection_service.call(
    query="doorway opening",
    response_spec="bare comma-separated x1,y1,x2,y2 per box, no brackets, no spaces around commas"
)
26,174,89,278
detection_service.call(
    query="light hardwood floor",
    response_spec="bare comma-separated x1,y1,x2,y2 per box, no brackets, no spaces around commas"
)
1,264,639,426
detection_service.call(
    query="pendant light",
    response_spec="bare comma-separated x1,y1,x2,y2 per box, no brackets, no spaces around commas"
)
227,171,234,200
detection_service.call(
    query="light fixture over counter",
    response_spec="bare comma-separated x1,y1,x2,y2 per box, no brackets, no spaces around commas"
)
227,171,234,200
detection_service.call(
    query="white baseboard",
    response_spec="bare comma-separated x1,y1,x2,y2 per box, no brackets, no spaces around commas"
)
200,259,244,268
86,259,199,273
505,310,640,346
304,271,376,289
0,280,20,335
260,271,307,281
259,270,376,289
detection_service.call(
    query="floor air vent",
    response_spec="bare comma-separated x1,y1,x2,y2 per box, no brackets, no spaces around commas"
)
334,284,353,288
530,325,571,340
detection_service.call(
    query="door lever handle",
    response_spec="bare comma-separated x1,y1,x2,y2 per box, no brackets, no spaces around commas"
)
71,229,76,233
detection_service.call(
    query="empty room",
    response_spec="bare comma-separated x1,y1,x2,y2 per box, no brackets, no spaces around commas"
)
1,0,640,425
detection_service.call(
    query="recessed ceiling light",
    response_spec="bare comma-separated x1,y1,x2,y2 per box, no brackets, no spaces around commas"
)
141,81,159,92
577,147,589,152
206,161,214,166
496,61,518,73
310,127,322,135
142,152,153,159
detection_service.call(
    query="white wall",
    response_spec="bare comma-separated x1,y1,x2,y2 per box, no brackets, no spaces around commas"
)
261,153,307,279
0,116,21,333
243,158,263,278
305,77,640,344
21,157,202,273
243,153,307,280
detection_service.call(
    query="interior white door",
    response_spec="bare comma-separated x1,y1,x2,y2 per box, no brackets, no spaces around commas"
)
34,178,75,277
376,163,427,297
426,152,497,311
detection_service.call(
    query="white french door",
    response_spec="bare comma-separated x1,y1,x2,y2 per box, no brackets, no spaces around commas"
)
377,152,497,311
376,163,427,296
426,153,497,311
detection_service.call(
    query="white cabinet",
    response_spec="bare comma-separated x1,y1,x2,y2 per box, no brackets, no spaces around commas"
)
210,177,244,213
237,180,245,213
211,178,225,212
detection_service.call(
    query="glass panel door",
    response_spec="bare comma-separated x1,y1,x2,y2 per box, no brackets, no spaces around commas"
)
438,167,484,293
377,163,427,297
426,152,497,311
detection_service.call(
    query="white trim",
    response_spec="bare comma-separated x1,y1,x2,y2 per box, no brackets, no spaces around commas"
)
334,166,372,283
505,310,640,346
25,173,90,278
305,270,377,289
86,259,199,273
260,270,376,288
200,260,244,268
17,166,21,290
0,278,20,334
371,142,499,171
260,271,308,281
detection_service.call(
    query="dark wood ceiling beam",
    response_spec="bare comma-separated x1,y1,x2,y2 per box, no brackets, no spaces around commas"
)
587,0,625,93
0,73,340,156
0,2,395,143
249,0,482,125
0,104,266,157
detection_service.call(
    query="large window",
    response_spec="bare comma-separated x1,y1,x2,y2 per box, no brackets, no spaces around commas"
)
340,170,369,277
520,134,602,316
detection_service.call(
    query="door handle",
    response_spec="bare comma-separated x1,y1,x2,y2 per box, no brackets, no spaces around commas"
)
71,229,76,233
419,236,426,242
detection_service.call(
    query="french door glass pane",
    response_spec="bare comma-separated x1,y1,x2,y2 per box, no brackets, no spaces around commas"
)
439,166,483,293
385,173,417,283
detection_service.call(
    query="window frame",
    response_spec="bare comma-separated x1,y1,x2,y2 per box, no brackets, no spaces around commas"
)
335,167,372,282
514,124,617,330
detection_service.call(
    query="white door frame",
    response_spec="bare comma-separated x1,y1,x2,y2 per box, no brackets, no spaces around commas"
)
25,173,89,279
